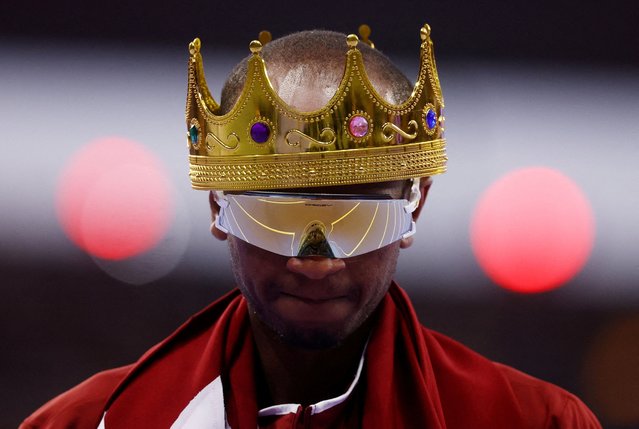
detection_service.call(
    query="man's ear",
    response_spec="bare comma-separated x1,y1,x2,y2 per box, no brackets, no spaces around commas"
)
411,176,432,223
400,177,432,249
209,191,228,241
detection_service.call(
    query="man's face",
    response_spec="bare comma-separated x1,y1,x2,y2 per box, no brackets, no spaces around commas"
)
226,181,408,349
216,77,424,349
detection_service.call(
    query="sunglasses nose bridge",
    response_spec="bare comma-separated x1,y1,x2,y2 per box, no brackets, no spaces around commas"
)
297,221,336,258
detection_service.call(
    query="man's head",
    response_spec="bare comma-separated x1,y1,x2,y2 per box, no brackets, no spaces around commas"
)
220,30,413,112
209,30,433,348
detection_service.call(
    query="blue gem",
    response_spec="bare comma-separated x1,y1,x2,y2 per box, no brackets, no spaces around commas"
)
250,122,270,143
425,108,437,130
189,124,199,145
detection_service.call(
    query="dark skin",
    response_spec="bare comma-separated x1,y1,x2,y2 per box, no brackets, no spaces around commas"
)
209,178,432,407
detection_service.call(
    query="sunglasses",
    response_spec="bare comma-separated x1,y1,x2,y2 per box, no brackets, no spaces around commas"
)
214,180,421,258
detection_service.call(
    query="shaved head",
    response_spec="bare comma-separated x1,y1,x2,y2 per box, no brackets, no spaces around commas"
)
220,30,413,113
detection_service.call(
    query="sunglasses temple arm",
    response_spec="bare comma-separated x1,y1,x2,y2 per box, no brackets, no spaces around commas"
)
214,191,230,234
404,178,421,214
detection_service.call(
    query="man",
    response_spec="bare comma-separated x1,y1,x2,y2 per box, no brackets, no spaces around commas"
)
22,25,601,428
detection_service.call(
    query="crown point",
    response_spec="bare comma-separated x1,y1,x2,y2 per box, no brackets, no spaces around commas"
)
359,24,371,39
249,40,263,54
358,24,375,48
420,24,431,41
346,34,359,48
189,38,201,55
258,31,272,45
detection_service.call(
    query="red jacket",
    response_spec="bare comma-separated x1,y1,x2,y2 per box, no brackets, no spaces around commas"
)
22,284,601,428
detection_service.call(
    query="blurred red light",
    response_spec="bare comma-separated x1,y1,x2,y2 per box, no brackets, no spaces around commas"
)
56,137,173,260
470,167,594,293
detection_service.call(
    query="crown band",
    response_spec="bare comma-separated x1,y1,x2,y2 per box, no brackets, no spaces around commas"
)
190,139,446,190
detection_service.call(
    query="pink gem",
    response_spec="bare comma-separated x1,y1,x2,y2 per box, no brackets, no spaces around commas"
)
348,115,369,138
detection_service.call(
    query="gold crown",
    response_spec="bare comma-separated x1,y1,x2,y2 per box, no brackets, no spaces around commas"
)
186,24,447,191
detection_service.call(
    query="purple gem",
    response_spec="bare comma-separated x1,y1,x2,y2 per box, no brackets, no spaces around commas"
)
425,108,437,130
349,115,369,138
250,122,270,143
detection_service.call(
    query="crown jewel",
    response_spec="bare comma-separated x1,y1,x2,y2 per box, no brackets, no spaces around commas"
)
186,24,447,191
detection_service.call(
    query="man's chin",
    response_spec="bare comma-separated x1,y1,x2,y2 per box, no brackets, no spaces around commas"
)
276,325,346,350
252,303,362,349
262,312,355,349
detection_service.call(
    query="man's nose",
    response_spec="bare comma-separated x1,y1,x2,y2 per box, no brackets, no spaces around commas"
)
286,256,346,280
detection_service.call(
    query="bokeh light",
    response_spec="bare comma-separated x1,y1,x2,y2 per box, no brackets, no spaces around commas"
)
56,137,173,260
470,167,595,293
583,315,639,426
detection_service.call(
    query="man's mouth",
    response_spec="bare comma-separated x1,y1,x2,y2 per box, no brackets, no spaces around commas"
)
280,292,347,304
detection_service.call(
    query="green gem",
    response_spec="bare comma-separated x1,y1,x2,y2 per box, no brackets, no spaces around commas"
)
189,124,199,145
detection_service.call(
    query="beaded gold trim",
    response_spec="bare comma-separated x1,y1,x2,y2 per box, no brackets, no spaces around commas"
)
190,139,447,190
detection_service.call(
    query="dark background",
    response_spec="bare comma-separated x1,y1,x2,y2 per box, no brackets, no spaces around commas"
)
2,0,639,428
2,0,638,65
